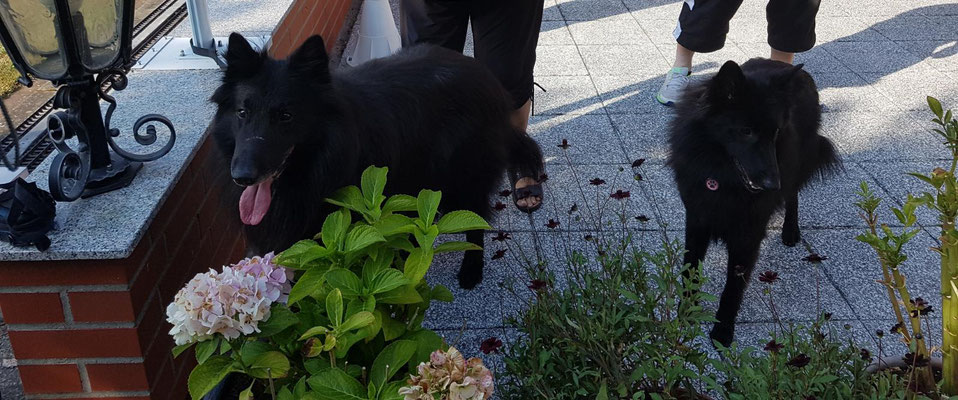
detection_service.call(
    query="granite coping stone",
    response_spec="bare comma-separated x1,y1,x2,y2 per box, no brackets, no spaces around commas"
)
0,70,221,261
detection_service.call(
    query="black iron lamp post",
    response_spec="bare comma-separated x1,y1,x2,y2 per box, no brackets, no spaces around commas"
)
0,0,175,201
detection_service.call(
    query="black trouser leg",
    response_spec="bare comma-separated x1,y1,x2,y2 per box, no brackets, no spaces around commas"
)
470,0,545,109
767,0,822,53
399,0,469,51
675,0,745,53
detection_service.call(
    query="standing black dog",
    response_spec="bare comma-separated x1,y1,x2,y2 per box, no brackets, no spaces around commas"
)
667,59,840,346
209,33,544,289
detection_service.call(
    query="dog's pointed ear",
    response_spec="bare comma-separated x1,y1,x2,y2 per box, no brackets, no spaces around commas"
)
288,35,330,80
708,60,746,105
224,32,264,80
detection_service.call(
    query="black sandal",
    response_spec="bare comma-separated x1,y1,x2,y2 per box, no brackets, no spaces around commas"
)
510,174,544,214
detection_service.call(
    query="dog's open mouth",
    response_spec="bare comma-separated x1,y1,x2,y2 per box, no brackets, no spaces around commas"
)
237,148,293,226
732,159,763,193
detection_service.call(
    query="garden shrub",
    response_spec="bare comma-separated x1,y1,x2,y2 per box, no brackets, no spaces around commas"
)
167,166,494,399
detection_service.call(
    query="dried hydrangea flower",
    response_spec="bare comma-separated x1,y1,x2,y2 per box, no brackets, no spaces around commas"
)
400,346,494,400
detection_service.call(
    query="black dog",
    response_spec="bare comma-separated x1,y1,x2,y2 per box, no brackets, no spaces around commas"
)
209,33,544,289
667,59,840,347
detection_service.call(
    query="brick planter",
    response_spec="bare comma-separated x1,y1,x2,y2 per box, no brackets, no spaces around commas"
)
0,137,245,400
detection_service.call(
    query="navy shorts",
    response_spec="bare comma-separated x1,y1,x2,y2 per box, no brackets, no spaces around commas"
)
400,0,545,109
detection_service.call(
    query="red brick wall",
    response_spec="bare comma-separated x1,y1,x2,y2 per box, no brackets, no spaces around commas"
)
269,0,355,59
0,136,246,399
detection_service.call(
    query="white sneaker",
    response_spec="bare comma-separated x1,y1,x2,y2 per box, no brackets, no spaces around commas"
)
656,67,691,106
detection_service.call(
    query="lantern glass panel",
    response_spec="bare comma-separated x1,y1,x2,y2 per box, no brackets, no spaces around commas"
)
0,0,68,79
68,0,123,70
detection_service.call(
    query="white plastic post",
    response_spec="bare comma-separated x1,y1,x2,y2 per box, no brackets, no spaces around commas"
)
186,0,215,52
346,0,402,66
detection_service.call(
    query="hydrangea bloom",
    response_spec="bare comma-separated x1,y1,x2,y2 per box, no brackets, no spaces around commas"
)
166,253,291,346
399,347,494,400
229,252,293,304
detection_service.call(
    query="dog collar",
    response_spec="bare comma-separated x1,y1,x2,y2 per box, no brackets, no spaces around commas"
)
706,178,719,191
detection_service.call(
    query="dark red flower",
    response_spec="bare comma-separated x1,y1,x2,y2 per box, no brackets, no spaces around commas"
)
589,178,606,186
610,190,630,200
493,201,506,211
527,279,547,291
890,322,904,335
860,348,872,361
558,139,570,149
632,158,645,168
803,253,828,263
823,312,833,321
764,340,784,353
786,354,811,368
499,189,512,197
910,297,933,316
492,231,512,242
635,215,650,222
545,219,560,229
568,203,578,214
758,270,780,284
492,249,507,260
480,337,503,354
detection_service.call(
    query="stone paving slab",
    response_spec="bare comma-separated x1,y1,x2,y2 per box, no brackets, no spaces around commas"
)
6,0,958,397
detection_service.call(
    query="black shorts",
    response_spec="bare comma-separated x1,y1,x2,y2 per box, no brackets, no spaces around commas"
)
400,0,544,109
675,0,821,53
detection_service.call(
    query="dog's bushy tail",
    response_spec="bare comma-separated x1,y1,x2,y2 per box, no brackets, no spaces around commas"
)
508,129,545,180
816,135,843,180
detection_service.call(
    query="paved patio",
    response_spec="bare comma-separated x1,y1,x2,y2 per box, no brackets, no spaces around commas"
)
3,0,958,397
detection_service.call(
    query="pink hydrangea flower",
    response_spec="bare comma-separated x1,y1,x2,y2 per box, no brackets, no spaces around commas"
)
166,254,292,346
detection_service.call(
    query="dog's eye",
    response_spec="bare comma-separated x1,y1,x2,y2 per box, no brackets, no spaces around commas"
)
237,109,248,119
279,112,292,122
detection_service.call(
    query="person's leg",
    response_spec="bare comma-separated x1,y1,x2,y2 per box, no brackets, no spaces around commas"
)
767,0,821,62
770,48,794,64
674,43,695,69
399,0,469,51
471,0,545,210
657,0,744,106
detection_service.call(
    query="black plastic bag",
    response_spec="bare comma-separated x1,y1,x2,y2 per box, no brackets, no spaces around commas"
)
0,178,56,251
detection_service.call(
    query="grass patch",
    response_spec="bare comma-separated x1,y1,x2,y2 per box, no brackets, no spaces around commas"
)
0,45,21,98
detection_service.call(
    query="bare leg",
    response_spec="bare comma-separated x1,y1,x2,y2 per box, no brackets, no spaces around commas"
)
511,99,541,209
510,99,532,132
674,43,695,69
770,48,794,64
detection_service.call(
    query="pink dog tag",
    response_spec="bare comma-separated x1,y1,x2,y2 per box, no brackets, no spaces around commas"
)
706,178,719,191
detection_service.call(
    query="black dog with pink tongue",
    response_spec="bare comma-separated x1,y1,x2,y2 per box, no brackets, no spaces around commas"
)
209,33,543,289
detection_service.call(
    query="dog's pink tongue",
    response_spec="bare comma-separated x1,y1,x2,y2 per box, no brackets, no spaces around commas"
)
239,178,273,226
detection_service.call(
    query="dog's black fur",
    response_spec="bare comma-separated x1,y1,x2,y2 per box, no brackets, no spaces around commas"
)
209,33,543,289
667,59,840,347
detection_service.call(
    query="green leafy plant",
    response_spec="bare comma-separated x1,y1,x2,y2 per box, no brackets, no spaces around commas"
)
852,97,958,397
716,319,916,399
172,166,491,399
498,152,719,399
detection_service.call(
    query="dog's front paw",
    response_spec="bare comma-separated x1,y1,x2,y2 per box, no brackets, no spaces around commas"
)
782,226,801,247
709,323,735,349
457,255,484,290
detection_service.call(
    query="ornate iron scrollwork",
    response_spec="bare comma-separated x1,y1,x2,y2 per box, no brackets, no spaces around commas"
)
97,70,176,162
